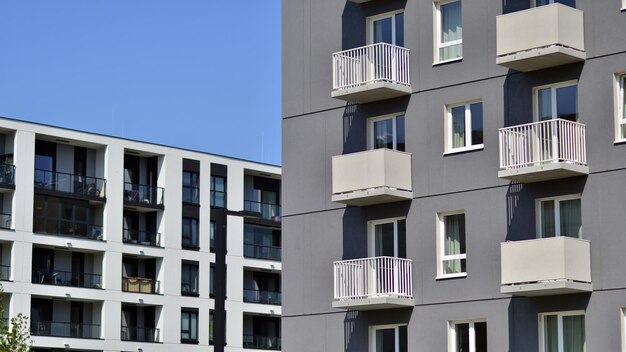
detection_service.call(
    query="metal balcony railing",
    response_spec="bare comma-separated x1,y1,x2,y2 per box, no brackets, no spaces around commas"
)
333,256,413,301
332,42,410,91
243,335,281,350
33,218,103,240
499,119,587,170
30,321,100,339
244,200,281,222
243,289,282,305
122,277,160,294
34,169,106,198
244,243,281,261
123,182,164,206
123,228,161,247
121,326,160,342
32,269,102,289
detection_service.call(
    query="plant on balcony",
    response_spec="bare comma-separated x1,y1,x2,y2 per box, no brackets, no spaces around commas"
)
0,282,32,351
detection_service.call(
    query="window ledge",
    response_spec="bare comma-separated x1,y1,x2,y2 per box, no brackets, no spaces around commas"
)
436,273,467,280
443,145,484,156
614,139,626,145
433,57,463,66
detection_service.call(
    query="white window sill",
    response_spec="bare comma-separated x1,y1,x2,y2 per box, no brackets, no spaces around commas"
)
443,145,484,155
433,57,463,66
614,139,626,145
436,273,467,280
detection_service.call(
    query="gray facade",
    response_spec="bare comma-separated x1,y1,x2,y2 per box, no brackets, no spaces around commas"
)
282,0,626,351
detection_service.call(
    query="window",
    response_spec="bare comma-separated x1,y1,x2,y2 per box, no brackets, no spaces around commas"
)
367,218,406,258
210,220,216,252
244,224,282,261
210,264,215,297
211,176,226,208
369,324,407,352
181,308,198,343
435,0,462,63
368,114,405,151
536,195,582,238
33,195,102,240
367,11,404,46
445,101,483,153
531,0,575,7
181,261,199,296
182,217,199,249
448,320,487,352
534,82,578,122
539,311,585,352
209,310,226,346
182,171,199,204
616,74,626,141
437,211,466,278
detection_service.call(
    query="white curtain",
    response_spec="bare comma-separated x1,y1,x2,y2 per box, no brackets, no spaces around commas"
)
444,214,465,274
563,315,585,352
451,106,466,148
560,199,582,238
543,315,558,352
440,1,462,61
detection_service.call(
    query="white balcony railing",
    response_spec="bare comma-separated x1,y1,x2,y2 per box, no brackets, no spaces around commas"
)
499,119,586,170
332,43,410,91
333,256,413,301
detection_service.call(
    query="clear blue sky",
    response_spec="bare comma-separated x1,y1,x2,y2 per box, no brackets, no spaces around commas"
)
0,1,282,165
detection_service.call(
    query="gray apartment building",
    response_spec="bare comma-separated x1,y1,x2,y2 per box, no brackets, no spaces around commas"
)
282,0,626,351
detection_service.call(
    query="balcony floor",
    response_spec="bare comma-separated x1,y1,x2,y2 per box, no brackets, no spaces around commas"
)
333,296,414,311
332,188,413,206
496,46,586,72
501,281,592,297
498,162,589,183
331,82,411,104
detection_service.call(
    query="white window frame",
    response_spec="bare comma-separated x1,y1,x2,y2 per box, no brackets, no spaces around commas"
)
622,0,626,11
369,324,407,352
367,10,404,45
434,0,463,64
535,194,582,239
621,308,626,352
615,73,626,142
367,217,405,257
444,100,484,154
367,113,404,151
436,210,467,279
532,80,578,122
538,310,585,352
448,319,487,352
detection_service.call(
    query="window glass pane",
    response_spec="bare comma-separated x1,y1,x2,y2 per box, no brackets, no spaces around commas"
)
396,115,405,152
475,322,487,352
541,200,556,238
455,323,470,352
621,124,626,140
543,315,559,352
556,85,578,122
373,118,394,150
536,0,552,5
190,313,198,339
210,221,216,251
538,88,552,121
440,43,463,62
209,311,214,344
210,266,215,296
559,199,581,238
451,106,466,148
395,13,404,47
441,1,462,43
622,76,626,120
470,103,483,146
374,222,395,257
444,214,466,255
563,315,585,352
376,328,396,352
373,17,393,44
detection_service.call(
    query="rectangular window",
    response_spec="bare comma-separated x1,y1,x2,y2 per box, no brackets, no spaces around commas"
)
536,195,582,238
210,220,216,252
181,308,199,343
211,176,226,208
368,114,405,151
445,101,483,153
182,217,199,249
437,212,467,278
531,0,575,7
369,324,407,352
616,74,626,141
367,218,406,258
181,261,199,296
539,311,585,352
209,264,215,297
367,11,404,46
209,310,226,346
449,320,487,352
435,0,462,63
534,82,578,122
182,171,200,204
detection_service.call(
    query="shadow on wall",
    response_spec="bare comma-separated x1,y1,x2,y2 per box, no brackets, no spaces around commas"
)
344,308,413,352
341,1,408,51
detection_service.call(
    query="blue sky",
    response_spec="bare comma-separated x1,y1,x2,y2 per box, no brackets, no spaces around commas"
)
0,1,282,165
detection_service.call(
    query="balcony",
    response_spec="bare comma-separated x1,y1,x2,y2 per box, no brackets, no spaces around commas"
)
31,321,100,339
332,42,411,103
121,326,160,342
122,277,160,294
501,236,592,296
244,200,282,222
34,169,106,201
243,289,282,305
496,3,585,72
33,218,103,240
0,163,15,189
244,243,282,261
333,256,414,310
332,149,413,206
123,228,161,247
123,183,164,210
243,335,281,351
32,269,102,289
498,119,588,183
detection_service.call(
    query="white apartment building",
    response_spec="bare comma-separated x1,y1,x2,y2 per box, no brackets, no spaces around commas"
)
0,117,281,352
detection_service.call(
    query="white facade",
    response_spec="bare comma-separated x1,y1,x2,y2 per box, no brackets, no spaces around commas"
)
0,117,281,352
